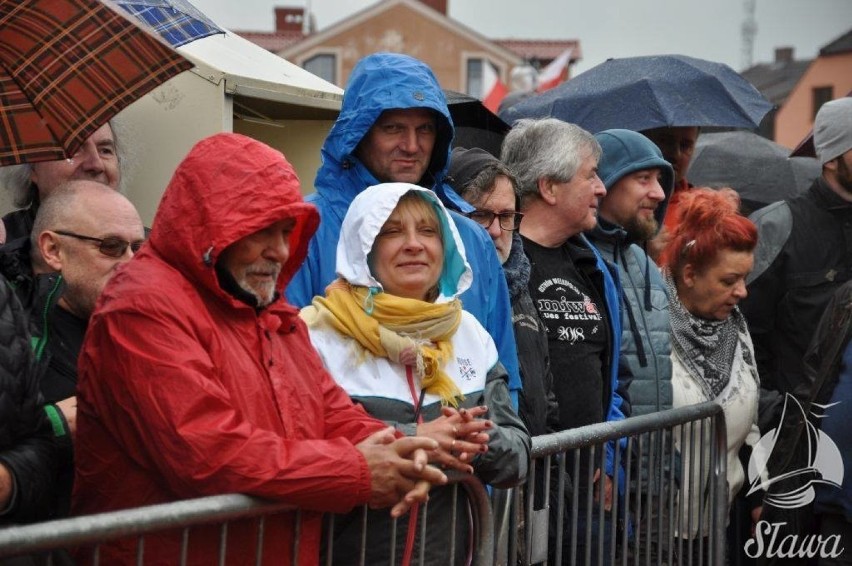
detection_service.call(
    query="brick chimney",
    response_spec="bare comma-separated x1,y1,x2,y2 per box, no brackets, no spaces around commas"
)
418,0,448,14
275,7,305,33
775,47,794,64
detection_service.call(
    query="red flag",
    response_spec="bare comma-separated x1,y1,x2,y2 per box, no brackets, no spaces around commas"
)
536,47,574,93
481,61,508,113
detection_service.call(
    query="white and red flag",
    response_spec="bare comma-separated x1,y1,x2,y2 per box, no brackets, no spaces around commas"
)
481,61,508,113
536,47,574,93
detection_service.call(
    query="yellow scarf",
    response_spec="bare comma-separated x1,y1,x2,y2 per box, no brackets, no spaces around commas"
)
302,279,464,406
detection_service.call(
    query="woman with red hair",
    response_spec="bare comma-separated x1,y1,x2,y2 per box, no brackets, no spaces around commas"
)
659,188,762,560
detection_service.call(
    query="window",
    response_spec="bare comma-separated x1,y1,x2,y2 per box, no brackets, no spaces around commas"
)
466,58,483,98
304,54,336,85
813,86,834,119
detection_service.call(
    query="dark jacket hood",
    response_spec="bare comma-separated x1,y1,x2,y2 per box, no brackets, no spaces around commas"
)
315,53,457,209
148,133,319,304
595,128,675,231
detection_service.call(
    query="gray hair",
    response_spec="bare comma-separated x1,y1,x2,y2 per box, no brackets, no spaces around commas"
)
0,118,127,208
501,118,601,203
455,161,519,207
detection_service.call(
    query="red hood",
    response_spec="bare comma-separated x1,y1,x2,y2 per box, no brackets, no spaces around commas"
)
148,133,319,302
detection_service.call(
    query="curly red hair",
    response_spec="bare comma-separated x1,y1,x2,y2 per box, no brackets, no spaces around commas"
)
659,188,757,278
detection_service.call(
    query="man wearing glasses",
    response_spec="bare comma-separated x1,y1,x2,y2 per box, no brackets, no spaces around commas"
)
448,146,557,439
0,179,144,517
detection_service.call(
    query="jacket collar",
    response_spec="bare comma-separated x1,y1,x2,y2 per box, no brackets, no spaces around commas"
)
810,175,852,212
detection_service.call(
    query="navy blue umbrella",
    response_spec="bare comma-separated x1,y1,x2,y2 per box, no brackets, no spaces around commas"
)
500,54,773,133
114,0,224,48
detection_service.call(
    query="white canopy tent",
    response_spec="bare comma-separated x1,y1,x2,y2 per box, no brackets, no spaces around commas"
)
118,30,343,224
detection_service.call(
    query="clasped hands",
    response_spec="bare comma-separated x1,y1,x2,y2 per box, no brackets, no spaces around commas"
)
355,406,492,518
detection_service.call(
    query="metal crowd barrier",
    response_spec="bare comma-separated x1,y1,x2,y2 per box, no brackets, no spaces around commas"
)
0,472,492,565
0,402,725,565
511,400,728,566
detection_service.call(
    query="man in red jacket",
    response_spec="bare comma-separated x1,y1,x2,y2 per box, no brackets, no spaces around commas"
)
72,133,445,565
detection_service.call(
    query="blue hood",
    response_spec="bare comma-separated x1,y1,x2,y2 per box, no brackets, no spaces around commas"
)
316,52,469,212
595,129,675,229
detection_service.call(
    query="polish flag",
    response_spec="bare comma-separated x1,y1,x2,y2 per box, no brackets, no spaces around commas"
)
536,47,574,93
481,61,508,113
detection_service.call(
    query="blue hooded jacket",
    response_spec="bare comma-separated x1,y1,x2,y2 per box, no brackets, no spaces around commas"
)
285,53,521,402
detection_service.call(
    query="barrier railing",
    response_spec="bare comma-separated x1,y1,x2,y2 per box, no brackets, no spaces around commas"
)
515,400,728,566
0,402,726,565
0,472,492,565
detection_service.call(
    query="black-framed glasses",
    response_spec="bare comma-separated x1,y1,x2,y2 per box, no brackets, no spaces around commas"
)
464,209,524,231
53,230,144,258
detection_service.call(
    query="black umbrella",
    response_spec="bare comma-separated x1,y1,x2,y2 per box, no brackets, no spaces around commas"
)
689,131,820,214
444,89,509,156
500,54,773,133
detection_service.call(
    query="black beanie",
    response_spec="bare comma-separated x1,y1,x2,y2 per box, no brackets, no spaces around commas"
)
446,146,499,193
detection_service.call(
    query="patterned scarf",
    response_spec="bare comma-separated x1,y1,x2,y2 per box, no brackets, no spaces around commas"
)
665,274,745,399
502,232,531,302
301,279,464,406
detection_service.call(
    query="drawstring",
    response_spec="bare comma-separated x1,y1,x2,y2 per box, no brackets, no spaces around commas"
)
203,246,215,267
363,287,379,315
623,285,648,367
402,366,426,566
642,241,652,311
618,245,648,368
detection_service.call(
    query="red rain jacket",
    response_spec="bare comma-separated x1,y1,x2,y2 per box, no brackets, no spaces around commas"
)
72,134,385,565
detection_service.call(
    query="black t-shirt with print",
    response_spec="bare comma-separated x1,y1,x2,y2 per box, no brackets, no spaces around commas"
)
522,235,609,432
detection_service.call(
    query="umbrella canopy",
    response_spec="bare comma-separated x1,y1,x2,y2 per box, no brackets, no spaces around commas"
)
444,89,509,157
114,0,224,48
0,0,192,166
500,54,773,134
689,130,820,214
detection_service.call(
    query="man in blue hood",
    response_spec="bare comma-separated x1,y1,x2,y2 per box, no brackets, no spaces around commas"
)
286,53,521,401
588,129,673,417
587,128,675,563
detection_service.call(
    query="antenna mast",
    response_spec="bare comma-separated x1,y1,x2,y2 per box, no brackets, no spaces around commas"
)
741,0,757,69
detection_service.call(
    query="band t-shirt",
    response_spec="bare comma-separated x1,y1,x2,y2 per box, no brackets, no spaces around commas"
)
522,235,609,431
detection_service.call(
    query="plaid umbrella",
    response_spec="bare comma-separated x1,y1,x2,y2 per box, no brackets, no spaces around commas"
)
0,0,192,166
114,0,224,48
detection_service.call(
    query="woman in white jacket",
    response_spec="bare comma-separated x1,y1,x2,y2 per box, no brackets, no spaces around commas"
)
658,188,762,561
300,183,530,565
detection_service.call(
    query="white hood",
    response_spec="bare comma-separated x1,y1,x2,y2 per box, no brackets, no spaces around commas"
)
336,183,473,302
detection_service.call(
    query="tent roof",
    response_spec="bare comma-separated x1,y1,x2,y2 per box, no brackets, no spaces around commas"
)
178,31,343,114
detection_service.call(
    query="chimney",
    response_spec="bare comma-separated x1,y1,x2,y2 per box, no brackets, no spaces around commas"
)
275,7,305,33
775,47,794,64
418,0,448,14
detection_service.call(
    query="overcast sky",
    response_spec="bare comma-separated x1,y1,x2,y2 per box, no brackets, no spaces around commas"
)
191,0,851,74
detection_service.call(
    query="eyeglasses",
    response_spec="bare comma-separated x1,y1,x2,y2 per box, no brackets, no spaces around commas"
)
53,230,144,258
464,209,524,231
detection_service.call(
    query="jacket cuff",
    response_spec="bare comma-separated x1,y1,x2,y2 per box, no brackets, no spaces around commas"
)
44,404,73,449
0,464,18,517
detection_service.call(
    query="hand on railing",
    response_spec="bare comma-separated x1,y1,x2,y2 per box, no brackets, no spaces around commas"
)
355,426,447,518
417,406,492,474
592,468,613,511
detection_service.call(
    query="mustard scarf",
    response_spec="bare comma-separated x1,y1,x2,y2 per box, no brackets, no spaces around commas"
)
302,279,464,406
